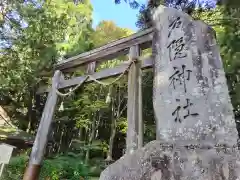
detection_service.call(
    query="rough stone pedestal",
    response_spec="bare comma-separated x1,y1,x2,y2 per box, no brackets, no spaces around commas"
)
99,140,240,180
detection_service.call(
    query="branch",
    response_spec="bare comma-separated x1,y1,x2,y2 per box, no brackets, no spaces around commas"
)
0,113,14,127
118,104,127,119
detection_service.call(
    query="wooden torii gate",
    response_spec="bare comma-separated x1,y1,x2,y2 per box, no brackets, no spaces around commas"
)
23,28,155,180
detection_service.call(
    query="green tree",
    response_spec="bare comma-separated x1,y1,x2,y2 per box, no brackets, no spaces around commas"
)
92,21,133,161
56,21,134,162
92,21,133,47
0,0,93,132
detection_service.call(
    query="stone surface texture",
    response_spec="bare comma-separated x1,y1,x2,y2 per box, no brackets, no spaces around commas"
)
99,140,240,180
152,6,238,144
99,6,240,180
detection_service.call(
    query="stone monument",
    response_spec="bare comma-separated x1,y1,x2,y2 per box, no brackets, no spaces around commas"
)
152,5,238,146
99,6,240,180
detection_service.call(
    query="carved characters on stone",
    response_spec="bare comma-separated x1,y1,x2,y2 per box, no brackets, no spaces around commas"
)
167,37,187,61
153,6,238,144
172,98,199,123
167,15,198,125
169,65,192,92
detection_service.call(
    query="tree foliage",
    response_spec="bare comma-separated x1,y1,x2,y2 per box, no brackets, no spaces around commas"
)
1,0,240,179
0,0,93,130
92,21,133,47
2,153,92,179
53,20,134,162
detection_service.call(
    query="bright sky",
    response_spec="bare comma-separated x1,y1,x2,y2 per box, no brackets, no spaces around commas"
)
91,0,147,32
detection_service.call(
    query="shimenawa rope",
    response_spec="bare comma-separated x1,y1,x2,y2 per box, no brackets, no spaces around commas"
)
55,58,137,97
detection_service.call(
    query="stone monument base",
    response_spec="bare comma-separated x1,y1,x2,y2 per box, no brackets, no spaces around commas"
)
99,140,240,180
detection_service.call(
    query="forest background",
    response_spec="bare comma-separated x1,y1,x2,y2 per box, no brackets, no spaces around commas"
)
0,0,239,179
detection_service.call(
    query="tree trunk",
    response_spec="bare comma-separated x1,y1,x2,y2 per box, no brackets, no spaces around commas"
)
106,86,125,161
26,88,33,133
58,125,64,153
85,112,97,163
78,127,83,140
106,101,117,161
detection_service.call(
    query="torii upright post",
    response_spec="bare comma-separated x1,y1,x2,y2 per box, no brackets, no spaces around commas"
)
126,45,143,154
23,70,61,180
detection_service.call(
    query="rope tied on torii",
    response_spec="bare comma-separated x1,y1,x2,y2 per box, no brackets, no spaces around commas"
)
55,57,138,97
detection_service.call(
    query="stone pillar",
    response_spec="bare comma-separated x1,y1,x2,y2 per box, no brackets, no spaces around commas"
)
152,6,238,146
99,6,240,180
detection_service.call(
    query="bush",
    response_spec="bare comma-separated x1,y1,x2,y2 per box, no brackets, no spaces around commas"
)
2,153,92,180
2,154,28,179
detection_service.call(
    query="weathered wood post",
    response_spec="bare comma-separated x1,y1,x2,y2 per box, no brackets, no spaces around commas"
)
138,63,143,148
99,6,240,180
23,70,61,180
126,45,143,154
